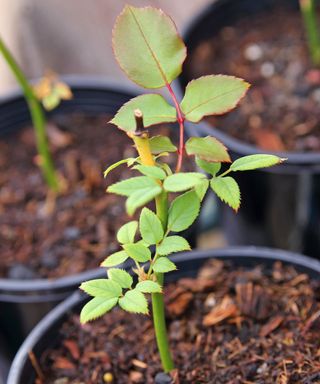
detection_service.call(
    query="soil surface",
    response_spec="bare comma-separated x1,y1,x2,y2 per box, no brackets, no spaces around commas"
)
35,260,320,383
0,115,176,279
185,5,320,152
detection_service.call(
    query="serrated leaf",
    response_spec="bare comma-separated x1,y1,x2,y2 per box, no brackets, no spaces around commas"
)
210,176,241,211
194,179,209,202
136,280,162,293
157,236,191,256
80,279,122,298
113,5,186,88
111,94,176,132
133,165,166,180
167,191,200,232
153,257,177,273
163,172,205,192
139,208,164,245
180,75,250,122
119,289,149,314
107,268,133,289
149,136,177,154
117,221,138,244
186,137,231,163
107,176,158,197
104,158,135,178
123,243,151,262
196,157,221,176
100,250,129,268
80,297,118,323
230,154,285,172
126,184,162,215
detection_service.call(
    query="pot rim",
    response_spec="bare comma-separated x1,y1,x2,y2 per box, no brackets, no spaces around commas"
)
7,245,320,384
176,0,320,166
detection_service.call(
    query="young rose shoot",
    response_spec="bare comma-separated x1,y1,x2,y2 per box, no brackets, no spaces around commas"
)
80,5,284,375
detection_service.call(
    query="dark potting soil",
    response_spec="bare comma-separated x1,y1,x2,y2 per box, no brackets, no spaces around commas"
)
0,115,176,279
35,260,320,383
185,6,320,152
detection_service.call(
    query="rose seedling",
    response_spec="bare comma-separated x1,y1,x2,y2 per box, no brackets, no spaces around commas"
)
80,5,284,376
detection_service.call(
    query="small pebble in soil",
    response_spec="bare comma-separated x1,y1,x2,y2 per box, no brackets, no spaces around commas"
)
63,226,81,241
40,250,59,269
155,372,173,384
260,62,275,78
103,372,114,383
8,264,37,280
244,44,263,61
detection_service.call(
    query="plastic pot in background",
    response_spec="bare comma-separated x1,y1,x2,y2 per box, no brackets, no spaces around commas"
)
7,246,320,384
0,76,199,360
177,0,320,259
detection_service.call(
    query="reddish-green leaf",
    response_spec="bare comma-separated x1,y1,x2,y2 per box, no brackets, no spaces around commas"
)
180,75,250,122
112,6,186,88
186,137,231,163
111,94,176,132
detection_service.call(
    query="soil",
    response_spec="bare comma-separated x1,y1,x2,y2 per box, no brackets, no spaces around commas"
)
35,259,320,383
0,115,177,279
185,5,320,152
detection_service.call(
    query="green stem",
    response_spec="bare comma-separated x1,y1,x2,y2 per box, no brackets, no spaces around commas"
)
300,0,320,67
0,37,59,191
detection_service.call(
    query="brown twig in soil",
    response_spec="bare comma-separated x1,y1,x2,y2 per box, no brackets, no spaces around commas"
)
28,350,45,383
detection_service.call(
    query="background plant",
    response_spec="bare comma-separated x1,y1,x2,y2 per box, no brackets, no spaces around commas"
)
80,5,284,375
300,0,320,66
0,39,72,192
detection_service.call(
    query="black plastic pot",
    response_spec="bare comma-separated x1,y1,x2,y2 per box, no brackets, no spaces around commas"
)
177,0,320,259
7,246,320,384
0,76,197,359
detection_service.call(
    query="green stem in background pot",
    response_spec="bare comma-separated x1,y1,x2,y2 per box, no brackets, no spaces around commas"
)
79,5,285,378
300,0,320,66
0,37,59,192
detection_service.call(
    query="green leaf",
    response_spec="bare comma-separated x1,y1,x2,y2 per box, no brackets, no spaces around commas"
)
80,279,122,298
113,6,186,88
139,208,164,245
180,75,250,122
194,179,209,202
210,176,241,211
186,137,231,163
230,154,285,172
163,172,205,192
136,280,162,293
133,165,166,180
149,136,177,154
80,297,118,323
117,221,138,244
126,184,162,215
100,250,129,268
107,176,158,197
111,94,176,132
157,236,191,256
196,157,221,176
168,191,200,232
107,268,133,289
119,289,149,314
104,158,135,178
123,243,151,262
153,257,177,273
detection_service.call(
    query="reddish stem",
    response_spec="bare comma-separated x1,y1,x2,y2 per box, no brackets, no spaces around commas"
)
166,82,184,172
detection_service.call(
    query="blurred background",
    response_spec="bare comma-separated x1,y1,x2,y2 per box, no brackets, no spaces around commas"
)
0,0,210,95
